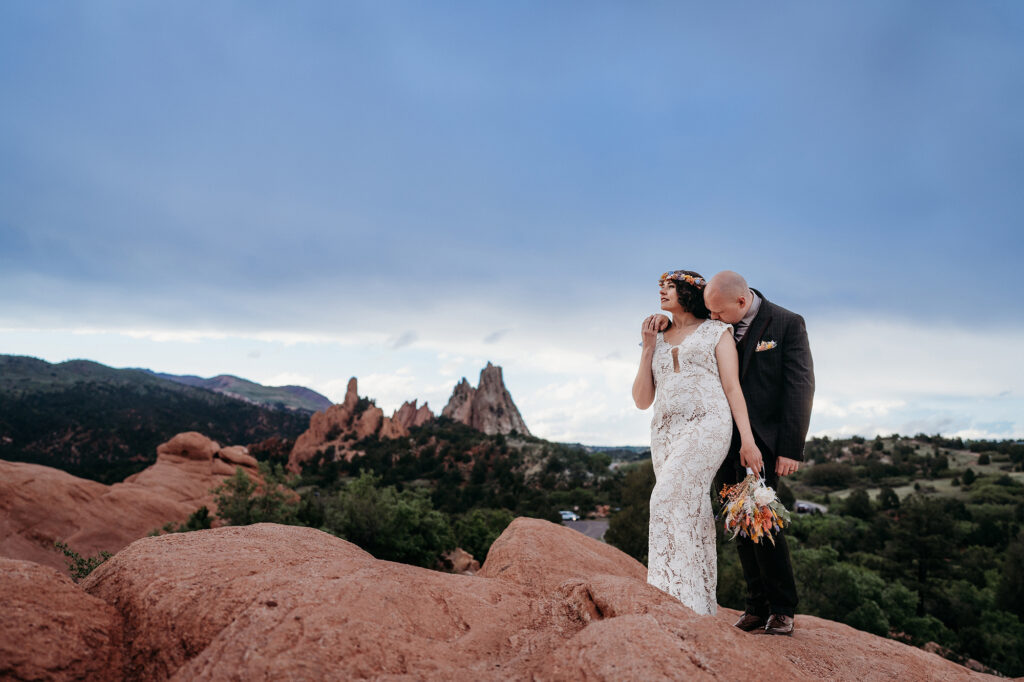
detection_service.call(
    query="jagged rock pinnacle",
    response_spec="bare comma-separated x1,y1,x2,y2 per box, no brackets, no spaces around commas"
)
441,363,531,436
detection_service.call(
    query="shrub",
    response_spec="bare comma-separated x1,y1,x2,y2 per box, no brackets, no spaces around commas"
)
844,489,874,519
454,508,514,561
322,470,455,567
212,464,300,526
605,461,655,564
54,541,111,582
801,462,857,489
156,506,214,534
878,486,900,510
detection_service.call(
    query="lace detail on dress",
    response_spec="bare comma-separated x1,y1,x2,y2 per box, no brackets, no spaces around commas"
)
647,319,734,615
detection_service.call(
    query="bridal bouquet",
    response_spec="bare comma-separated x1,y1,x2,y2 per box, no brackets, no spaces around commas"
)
718,472,792,545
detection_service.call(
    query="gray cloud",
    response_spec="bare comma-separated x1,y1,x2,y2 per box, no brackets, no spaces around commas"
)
483,329,511,344
391,331,418,349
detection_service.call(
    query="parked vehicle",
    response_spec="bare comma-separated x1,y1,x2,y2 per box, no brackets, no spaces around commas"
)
559,510,580,522
794,500,826,515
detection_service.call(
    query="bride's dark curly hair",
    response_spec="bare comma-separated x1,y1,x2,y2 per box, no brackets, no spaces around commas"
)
661,269,710,319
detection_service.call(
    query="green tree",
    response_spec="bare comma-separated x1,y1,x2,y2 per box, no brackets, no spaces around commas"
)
963,468,977,486
322,470,455,567
454,508,514,561
883,495,963,612
878,486,900,510
844,489,875,519
997,530,1024,619
212,464,300,526
605,461,655,564
801,462,857,489
846,600,889,637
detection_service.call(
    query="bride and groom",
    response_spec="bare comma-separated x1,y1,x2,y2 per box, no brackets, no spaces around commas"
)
631,269,814,636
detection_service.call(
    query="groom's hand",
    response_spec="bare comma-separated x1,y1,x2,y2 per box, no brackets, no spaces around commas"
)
776,457,800,476
653,314,671,331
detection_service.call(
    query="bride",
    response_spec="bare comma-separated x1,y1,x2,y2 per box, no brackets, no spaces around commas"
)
631,270,761,615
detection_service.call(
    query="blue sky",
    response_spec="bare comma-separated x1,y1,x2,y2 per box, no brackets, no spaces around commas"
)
1,2,1022,444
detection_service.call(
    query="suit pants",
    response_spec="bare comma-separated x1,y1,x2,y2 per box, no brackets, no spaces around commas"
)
716,450,799,618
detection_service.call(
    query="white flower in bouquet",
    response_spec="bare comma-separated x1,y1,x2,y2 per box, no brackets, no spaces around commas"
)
753,486,777,507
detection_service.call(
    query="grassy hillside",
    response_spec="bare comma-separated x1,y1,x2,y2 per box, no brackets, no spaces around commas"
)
787,434,1024,503
0,355,310,483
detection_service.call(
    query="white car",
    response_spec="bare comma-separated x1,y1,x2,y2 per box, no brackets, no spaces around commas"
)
559,510,580,522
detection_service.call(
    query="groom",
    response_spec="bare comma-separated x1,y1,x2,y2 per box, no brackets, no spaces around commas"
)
655,270,814,635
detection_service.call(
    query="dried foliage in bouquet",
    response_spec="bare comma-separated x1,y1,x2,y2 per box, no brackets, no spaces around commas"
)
718,470,792,545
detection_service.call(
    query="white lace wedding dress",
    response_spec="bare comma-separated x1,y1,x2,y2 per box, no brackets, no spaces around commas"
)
647,319,733,615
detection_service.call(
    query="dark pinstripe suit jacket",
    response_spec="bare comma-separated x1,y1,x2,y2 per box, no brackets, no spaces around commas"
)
729,289,815,464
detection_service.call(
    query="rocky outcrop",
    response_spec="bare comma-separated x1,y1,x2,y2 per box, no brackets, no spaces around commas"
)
438,547,481,575
393,399,434,430
0,557,125,681
0,432,260,573
33,519,989,681
442,362,532,436
287,378,435,473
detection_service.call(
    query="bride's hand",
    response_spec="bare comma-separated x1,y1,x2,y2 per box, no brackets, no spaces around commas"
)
641,315,659,349
739,441,763,473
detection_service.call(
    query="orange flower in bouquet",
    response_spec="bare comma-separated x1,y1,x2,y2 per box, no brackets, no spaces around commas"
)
718,471,792,545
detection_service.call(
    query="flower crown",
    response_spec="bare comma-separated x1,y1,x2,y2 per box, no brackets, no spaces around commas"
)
659,271,707,289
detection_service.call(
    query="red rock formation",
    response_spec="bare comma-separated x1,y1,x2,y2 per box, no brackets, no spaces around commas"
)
0,557,125,681
393,399,434,430
58,519,994,681
0,432,260,573
287,378,435,473
438,547,480,575
442,362,532,436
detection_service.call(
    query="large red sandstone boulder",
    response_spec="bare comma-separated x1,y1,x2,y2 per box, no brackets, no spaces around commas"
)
216,445,259,468
82,524,541,681
0,557,124,681
156,431,220,460
75,519,993,681
0,432,260,573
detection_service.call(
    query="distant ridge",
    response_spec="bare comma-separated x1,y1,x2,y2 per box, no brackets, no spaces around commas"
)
0,354,309,483
147,371,332,413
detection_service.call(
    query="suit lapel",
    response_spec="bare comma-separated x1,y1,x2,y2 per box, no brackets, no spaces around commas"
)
739,293,772,380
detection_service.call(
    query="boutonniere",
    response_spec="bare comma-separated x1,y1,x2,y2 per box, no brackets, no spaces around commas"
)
755,340,777,352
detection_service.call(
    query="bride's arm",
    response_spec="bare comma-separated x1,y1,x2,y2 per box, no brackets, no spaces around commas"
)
632,315,658,409
715,331,763,472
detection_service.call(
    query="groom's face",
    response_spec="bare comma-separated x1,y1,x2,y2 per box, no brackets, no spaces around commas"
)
704,289,746,324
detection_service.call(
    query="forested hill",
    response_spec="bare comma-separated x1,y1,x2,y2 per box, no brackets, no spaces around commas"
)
0,355,310,483
146,371,332,413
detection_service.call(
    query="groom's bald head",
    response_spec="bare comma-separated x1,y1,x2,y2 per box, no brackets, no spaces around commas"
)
707,271,748,299
704,271,752,324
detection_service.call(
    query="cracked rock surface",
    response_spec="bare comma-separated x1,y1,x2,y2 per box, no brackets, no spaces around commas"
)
4,518,998,681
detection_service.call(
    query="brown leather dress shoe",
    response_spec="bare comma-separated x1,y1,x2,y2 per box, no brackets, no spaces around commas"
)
764,614,794,635
733,613,767,631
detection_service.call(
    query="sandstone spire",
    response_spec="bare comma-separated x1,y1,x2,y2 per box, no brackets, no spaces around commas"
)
441,363,531,436
288,378,436,472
